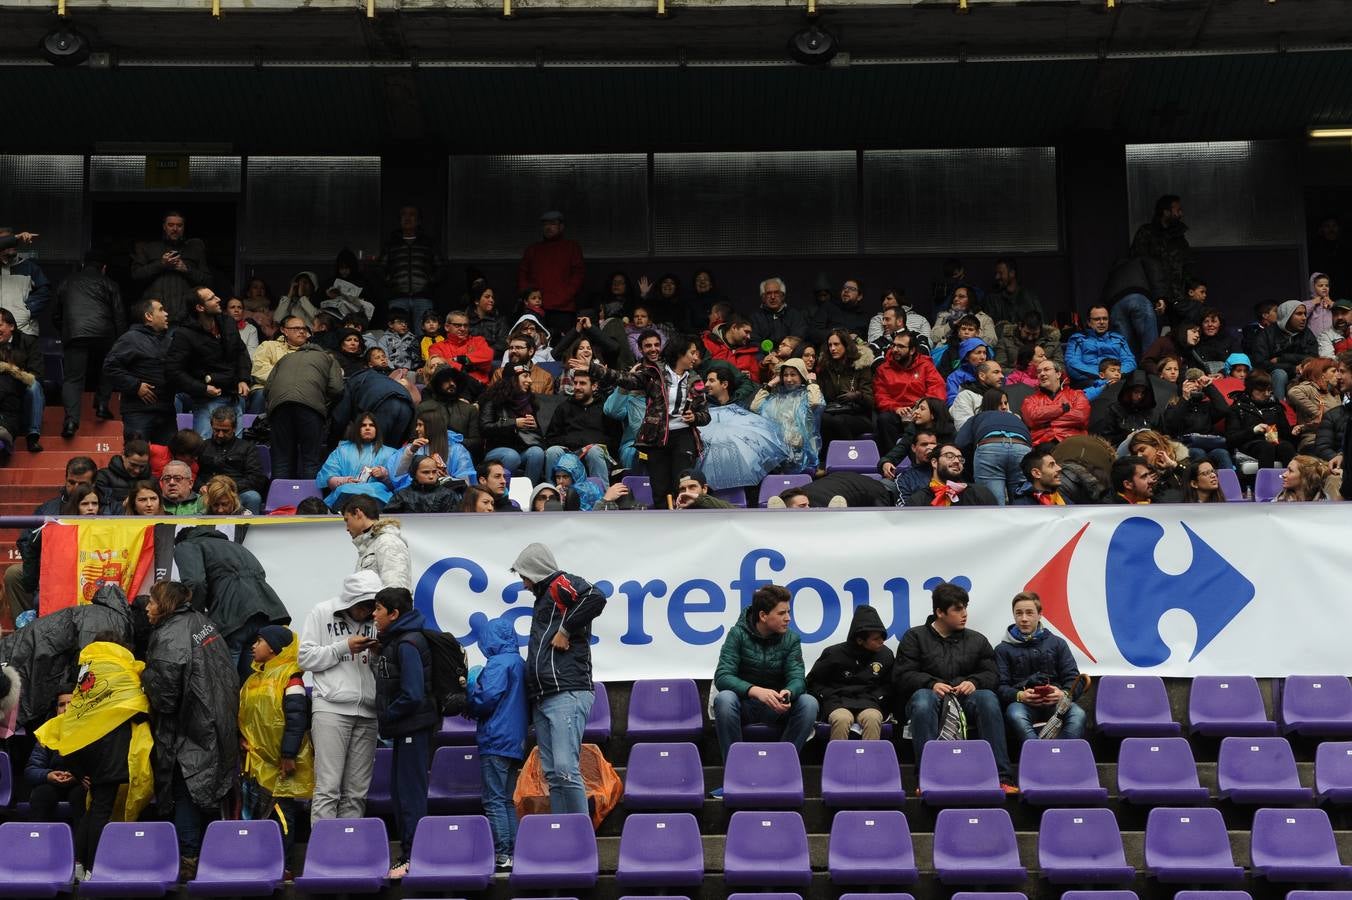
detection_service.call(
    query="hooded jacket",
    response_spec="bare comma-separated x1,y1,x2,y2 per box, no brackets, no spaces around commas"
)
500,314,556,364
513,543,607,701
238,630,313,799
701,326,762,383
714,603,808,701
551,453,603,511
274,272,322,328
143,602,240,809
0,584,134,729
372,607,438,738
466,618,528,760
1091,370,1161,446
944,337,993,404
173,526,290,640
104,324,174,415
297,571,380,718
94,455,149,504
1065,327,1137,385
806,605,894,715
817,342,876,412
994,624,1080,706
1254,301,1320,375
352,519,412,590
893,616,999,708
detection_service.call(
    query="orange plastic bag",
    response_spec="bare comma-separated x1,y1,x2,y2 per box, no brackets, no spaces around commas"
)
512,743,624,829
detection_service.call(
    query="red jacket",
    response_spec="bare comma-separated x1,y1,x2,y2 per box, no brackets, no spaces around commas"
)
518,237,585,313
1020,386,1091,444
428,333,495,384
149,444,200,482
872,354,946,412
702,329,761,383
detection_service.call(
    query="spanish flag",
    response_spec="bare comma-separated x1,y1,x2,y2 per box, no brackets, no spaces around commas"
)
38,520,155,616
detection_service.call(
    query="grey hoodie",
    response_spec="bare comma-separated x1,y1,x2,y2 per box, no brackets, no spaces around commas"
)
299,570,381,718
512,542,559,584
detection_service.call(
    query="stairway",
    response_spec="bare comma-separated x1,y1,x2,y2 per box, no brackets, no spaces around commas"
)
0,394,124,632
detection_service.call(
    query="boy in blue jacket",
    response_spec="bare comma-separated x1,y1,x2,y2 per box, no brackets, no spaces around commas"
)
466,617,528,871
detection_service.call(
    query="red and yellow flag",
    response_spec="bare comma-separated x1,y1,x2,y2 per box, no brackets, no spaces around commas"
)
38,520,155,615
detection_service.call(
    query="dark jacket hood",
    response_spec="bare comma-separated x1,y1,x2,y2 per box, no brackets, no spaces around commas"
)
1118,369,1157,411
381,607,428,639
849,604,887,641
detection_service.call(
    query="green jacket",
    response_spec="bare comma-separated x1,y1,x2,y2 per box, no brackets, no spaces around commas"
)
714,606,807,700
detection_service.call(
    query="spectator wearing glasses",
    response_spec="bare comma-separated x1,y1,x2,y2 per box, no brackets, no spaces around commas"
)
428,311,495,387
489,333,556,395
1065,304,1137,388
905,443,999,507
166,287,252,439
159,460,206,515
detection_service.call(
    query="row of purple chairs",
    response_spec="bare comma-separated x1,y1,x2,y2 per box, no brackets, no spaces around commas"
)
1099,674,1352,738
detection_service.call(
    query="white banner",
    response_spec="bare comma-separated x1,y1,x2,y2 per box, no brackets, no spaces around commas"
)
243,505,1343,679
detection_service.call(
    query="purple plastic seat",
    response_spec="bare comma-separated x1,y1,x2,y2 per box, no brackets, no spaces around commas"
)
1281,676,1352,736
615,813,704,889
919,740,1004,807
1117,737,1209,805
622,475,653,507
813,721,895,741
187,819,284,897
586,681,612,743
1143,807,1244,883
1038,808,1136,884
730,895,804,900
758,473,812,505
1017,739,1108,806
1251,808,1352,882
255,444,271,478
428,746,484,813
1062,892,1139,900
1254,467,1283,501
825,440,881,474
436,714,477,746
293,817,389,895
742,722,783,741
1174,893,1251,900
821,739,907,807
365,746,393,817
839,895,915,900
400,815,495,892
1216,468,1244,501
1288,893,1352,900
1095,676,1181,736
723,811,811,887
265,479,322,512
510,813,598,890
623,742,704,810
79,822,179,897
933,807,1026,885
722,742,805,809
953,894,1026,900
0,821,74,897
1315,741,1352,803
712,486,748,506
828,810,919,885
176,412,193,431
1189,676,1277,736
626,679,703,742
1216,736,1312,804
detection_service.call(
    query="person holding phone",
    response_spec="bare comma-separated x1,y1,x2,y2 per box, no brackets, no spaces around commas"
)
298,570,384,822
994,591,1086,743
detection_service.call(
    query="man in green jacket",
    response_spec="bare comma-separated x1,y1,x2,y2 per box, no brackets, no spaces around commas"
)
711,584,819,769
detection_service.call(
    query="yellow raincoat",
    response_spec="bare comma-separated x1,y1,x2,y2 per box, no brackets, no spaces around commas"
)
33,641,154,822
239,634,314,800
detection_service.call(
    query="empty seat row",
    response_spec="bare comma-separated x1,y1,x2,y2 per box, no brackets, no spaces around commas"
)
1099,674,1352,738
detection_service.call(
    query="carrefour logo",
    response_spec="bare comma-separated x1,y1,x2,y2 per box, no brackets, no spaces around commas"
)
1026,516,1256,667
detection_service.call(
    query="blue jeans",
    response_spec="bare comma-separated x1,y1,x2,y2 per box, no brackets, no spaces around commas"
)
712,689,820,762
533,690,594,815
481,754,520,858
545,445,609,483
973,439,1030,506
1185,446,1235,471
24,380,44,436
172,769,213,856
907,688,1013,782
1271,368,1291,402
1005,700,1087,743
485,446,546,485
238,490,263,515
191,396,244,439
1110,293,1159,358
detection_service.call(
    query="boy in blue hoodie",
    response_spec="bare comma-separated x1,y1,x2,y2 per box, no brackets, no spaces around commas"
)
466,617,528,871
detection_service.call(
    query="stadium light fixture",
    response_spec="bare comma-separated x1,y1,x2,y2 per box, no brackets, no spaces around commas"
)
1310,128,1352,139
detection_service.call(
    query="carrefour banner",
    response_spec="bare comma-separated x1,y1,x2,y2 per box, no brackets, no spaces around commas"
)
242,505,1339,679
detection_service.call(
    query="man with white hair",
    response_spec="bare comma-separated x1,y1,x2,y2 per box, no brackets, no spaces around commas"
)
751,277,809,347
158,460,205,515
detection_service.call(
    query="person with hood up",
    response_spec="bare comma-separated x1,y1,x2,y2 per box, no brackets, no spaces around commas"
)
298,570,381,822
751,357,825,474
806,605,894,742
173,525,291,682
1090,369,1162,447
342,494,412,590
274,271,322,328
1253,300,1319,400
549,452,605,511
466,617,528,871
429,309,496,386
1305,272,1335,338
511,542,607,815
142,580,240,872
711,584,818,769
817,328,876,443
385,454,463,513
238,625,312,858
995,591,1085,743
318,412,408,510
369,586,438,879
943,336,993,404
895,581,1016,792
418,362,483,457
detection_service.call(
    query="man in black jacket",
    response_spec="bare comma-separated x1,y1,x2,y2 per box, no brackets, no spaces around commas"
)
806,605,894,741
543,368,617,481
379,206,445,327
0,307,44,451
52,252,124,436
104,299,174,444
95,439,151,505
165,287,251,439
894,582,1015,791
130,211,211,325
197,406,267,514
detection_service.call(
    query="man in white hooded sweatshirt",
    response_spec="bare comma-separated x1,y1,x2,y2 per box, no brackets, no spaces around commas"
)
299,570,382,821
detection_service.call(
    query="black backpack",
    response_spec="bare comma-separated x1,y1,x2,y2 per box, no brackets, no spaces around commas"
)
421,629,469,717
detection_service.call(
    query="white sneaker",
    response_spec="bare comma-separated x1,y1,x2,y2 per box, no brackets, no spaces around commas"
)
73,864,89,883
827,495,848,508
766,496,787,508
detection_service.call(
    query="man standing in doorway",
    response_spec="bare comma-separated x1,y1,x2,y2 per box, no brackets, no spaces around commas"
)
518,211,586,338
130,210,212,325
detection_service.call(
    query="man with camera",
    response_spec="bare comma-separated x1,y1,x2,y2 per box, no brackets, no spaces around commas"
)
994,591,1086,743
